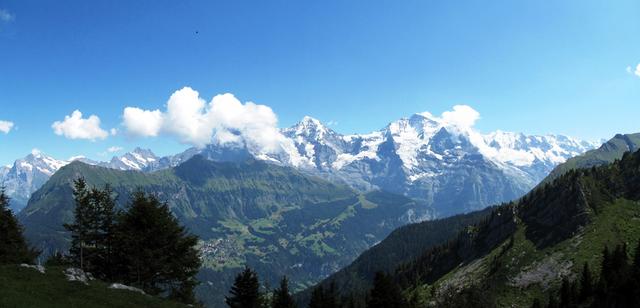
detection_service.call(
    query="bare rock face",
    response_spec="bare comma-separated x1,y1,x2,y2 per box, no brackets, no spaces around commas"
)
509,253,574,289
19,263,45,274
63,268,94,285
109,283,146,295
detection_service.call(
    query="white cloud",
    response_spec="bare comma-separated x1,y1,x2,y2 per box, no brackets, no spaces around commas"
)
122,107,163,137
441,105,480,129
122,87,291,153
327,120,338,126
69,155,86,161
107,146,123,153
626,63,640,78
0,120,14,134
51,110,110,141
0,9,14,23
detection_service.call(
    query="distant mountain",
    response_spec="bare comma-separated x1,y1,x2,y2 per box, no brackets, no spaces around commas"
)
277,115,597,216
19,155,425,307
303,144,640,307
544,132,640,183
0,150,68,212
0,148,185,213
1,112,598,217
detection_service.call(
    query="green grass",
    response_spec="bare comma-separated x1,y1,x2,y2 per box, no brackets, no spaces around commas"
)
425,198,640,307
0,265,186,308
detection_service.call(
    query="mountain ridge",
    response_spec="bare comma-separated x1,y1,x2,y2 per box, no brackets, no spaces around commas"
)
18,155,425,307
1,114,598,217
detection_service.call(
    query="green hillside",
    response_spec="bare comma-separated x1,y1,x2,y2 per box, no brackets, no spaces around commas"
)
295,205,495,304
543,133,640,184
398,150,640,306
305,147,640,307
18,155,421,307
0,265,185,308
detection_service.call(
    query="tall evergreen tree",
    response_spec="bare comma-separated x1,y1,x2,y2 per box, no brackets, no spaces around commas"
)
226,267,262,308
579,263,593,300
308,282,339,308
530,298,541,308
367,272,405,308
64,178,91,270
0,188,37,264
64,179,118,278
271,276,296,308
114,191,200,304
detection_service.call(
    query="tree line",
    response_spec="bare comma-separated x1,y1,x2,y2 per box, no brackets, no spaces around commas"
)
60,178,202,304
0,179,201,305
225,266,405,308
533,239,640,308
0,188,39,264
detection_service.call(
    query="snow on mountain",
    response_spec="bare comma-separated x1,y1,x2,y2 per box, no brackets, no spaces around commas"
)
100,147,162,171
0,148,177,213
1,150,69,212
273,114,598,216
1,111,598,217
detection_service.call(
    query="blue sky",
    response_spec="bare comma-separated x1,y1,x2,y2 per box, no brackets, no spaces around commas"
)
0,0,639,166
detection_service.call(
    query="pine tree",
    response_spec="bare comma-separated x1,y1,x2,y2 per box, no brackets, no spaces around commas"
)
114,191,200,304
64,178,91,270
579,263,593,300
367,272,405,308
308,285,325,308
308,282,339,308
226,267,262,308
271,276,296,308
559,277,575,307
530,298,541,308
64,179,118,278
0,188,37,264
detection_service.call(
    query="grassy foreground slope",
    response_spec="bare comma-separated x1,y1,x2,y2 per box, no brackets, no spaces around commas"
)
394,149,640,307
0,265,185,308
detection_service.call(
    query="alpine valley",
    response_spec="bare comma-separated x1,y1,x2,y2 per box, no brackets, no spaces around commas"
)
3,113,597,216
7,113,601,307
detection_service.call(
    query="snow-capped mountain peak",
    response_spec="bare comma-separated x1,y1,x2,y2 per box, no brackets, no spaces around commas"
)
106,148,159,171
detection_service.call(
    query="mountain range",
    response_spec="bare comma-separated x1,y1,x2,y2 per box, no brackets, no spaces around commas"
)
298,132,640,307
18,155,424,307
1,113,598,216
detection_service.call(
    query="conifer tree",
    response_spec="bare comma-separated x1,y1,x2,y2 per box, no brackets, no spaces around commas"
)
367,272,405,308
226,266,262,308
114,191,200,304
308,282,339,308
0,188,37,264
579,263,593,300
64,178,91,270
271,276,296,308
64,179,118,278
530,298,541,308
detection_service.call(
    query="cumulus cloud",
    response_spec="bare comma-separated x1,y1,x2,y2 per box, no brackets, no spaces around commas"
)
441,105,481,129
0,120,14,134
52,110,110,141
627,64,640,78
0,9,14,23
107,146,123,153
122,107,163,137
122,87,290,153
